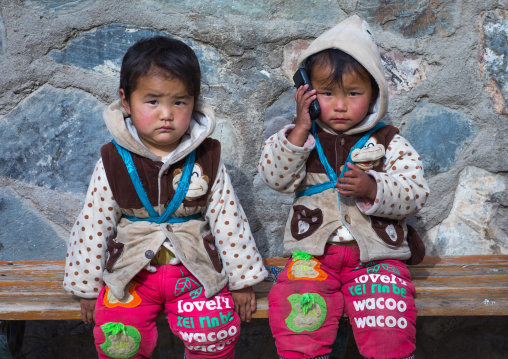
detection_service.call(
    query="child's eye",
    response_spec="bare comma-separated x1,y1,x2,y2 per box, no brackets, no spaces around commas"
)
148,100,159,105
349,92,359,96
175,101,185,106
324,92,333,97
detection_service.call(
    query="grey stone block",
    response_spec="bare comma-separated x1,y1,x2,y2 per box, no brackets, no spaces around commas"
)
0,85,108,195
0,186,65,260
357,0,461,38
49,23,225,85
144,0,346,23
401,101,477,177
480,10,508,114
0,10,5,62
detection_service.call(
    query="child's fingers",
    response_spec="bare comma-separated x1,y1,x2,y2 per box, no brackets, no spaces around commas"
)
245,302,252,322
345,162,362,173
238,302,247,322
294,84,309,100
250,295,257,314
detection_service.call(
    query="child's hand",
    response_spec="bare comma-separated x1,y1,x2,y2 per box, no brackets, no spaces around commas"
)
230,287,257,322
287,84,317,147
80,298,97,324
335,162,377,202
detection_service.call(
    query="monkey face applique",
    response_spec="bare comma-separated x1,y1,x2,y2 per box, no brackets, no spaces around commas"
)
290,205,323,240
172,163,209,200
350,137,385,171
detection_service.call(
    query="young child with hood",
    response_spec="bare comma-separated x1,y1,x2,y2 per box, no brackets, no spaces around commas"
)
64,36,267,359
258,15,429,359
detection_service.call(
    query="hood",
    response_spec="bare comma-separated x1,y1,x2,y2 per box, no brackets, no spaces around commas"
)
297,15,388,135
102,98,216,165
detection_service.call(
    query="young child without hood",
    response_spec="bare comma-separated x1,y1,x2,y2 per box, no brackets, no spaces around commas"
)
64,36,267,359
258,15,429,359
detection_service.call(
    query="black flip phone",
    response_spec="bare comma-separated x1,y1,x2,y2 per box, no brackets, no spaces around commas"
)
293,68,321,121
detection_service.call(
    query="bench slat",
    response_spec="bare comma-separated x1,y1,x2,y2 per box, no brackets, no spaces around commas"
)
1,256,507,320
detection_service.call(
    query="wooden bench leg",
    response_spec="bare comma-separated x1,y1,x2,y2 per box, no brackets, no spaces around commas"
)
0,320,25,358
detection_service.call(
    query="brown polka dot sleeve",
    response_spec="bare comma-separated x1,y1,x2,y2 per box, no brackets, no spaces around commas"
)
205,160,268,290
257,125,315,192
358,135,429,219
63,159,122,298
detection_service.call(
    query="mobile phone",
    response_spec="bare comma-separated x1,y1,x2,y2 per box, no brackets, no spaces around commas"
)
293,68,321,121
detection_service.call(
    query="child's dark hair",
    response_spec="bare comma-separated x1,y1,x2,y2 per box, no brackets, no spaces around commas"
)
305,49,379,99
120,36,201,102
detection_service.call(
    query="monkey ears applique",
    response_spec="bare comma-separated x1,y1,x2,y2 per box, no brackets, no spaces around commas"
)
172,163,209,200
290,205,323,240
351,144,385,171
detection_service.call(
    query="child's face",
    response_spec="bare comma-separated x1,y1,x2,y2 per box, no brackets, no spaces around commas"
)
120,74,194,157
311,64,374,132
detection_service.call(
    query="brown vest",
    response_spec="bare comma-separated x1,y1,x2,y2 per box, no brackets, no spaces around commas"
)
99,139,229,300
284,124,413,263
101,138,221,212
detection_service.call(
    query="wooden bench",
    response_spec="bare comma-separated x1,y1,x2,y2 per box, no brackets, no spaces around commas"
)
1,256,507,355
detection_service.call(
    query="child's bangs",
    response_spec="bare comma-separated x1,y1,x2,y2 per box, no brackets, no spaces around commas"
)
306,49,371,89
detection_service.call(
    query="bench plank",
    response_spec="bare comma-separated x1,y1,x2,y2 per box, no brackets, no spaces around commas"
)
1,256,507,320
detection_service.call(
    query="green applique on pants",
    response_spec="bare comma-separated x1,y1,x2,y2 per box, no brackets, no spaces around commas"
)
285,293,327,333
100,322,141,358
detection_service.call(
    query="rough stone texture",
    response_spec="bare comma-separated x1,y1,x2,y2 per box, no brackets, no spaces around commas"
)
49,23,226,84
400,100,478,176
357,0,461,38
0,85,108,195
425,166,508,255
382,50,427,95
0,0,507,357
479,9,508,115
0,186,66,260
0,10,5,61
143,0,347,22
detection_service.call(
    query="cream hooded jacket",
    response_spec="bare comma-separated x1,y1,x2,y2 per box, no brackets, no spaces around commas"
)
258,15,429,262
64,99,267,299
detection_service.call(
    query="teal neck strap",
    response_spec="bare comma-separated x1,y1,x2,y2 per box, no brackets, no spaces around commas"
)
112,140,197,223
295,121,385,199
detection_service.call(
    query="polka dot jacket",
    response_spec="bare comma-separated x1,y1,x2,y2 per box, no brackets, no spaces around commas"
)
63,100,268,299
257,123,430,262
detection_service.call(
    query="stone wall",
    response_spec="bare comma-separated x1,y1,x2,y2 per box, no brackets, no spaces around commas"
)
0,0,507,357
1,1,507,260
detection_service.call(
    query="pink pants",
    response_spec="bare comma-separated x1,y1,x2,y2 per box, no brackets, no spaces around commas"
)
93,264,240,359
269,244,416,359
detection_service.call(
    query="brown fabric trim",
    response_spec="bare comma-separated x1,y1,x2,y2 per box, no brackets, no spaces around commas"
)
290,205,324,240
105,235,124,273
203,234,223,273
101,138,221,210
370,216,405,247
306,124,399,175
405,224,425,265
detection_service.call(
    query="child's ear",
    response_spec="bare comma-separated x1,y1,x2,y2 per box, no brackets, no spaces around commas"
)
119,89,131,115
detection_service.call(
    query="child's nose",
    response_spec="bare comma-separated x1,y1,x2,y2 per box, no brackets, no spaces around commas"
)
159,106,173,120
334,98,347,111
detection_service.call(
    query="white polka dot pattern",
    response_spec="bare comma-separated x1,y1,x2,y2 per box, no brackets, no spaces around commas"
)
360,134,429,218
258,129,429,242
64,158,268,297
257,125,315,193
63,158,122,298
206,160,268,290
